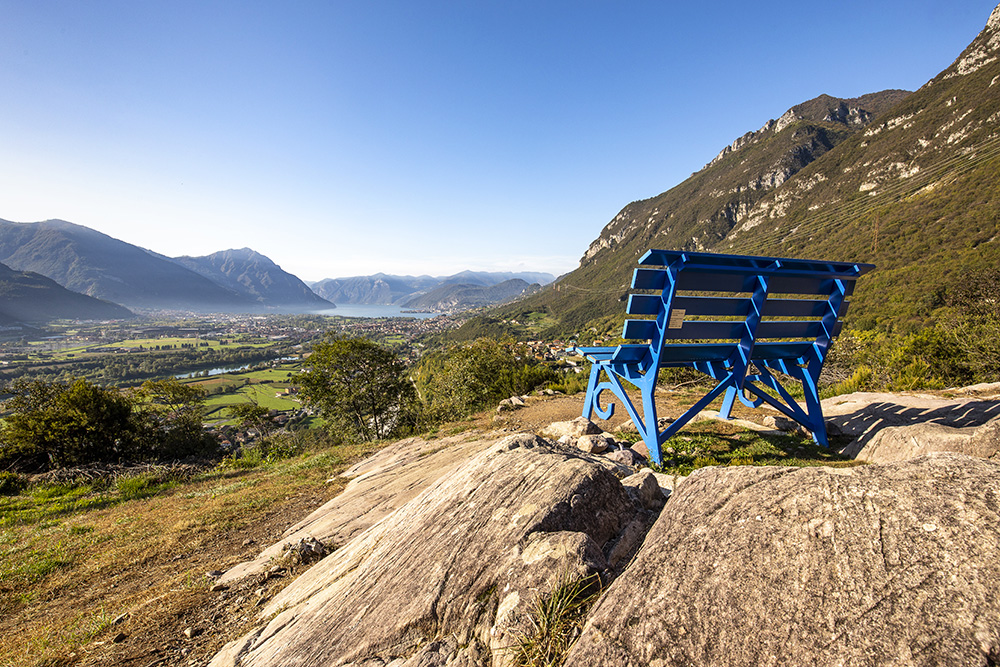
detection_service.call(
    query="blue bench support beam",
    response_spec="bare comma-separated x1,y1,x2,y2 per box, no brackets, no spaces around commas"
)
570,249,874,466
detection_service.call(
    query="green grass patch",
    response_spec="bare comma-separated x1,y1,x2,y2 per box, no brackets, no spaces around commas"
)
651,424,861,475
114,473,178,501
511,572,601,667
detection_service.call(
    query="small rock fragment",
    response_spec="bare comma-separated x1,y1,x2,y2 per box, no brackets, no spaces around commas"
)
577,434,612,454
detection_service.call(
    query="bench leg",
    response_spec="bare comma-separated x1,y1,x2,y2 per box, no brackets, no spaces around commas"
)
581,364,603,419
641,385,659,463
801,369,828,447
719,386,737,420
582,365,618,421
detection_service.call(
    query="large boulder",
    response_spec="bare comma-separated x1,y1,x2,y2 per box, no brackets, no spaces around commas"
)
565,453,1000,666
210,434,645,667
542,416,602,439
847,416,1000,464
822,391,1000,463
220,432,496,583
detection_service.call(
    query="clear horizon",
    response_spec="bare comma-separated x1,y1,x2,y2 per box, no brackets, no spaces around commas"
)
1,1,996,282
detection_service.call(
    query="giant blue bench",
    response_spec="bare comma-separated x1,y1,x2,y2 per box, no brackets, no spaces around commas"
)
570,249,874,466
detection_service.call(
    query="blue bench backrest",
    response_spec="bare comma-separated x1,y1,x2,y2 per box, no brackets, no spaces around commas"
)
619,250,873,368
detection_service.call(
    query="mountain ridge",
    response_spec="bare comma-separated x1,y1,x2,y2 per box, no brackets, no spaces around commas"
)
312,271,554,307
0,260,133,324
0,219,253,312
172,248,334,311
500,3,1000,333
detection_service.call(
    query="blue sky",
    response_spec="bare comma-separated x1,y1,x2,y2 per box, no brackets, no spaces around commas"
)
1,1,995,281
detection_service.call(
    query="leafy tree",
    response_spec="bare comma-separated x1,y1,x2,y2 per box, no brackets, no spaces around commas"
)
295,335,416,442
0,377,218,472
0,378,142,470
138,379,217,459
415,336,557,417
227,401,272,433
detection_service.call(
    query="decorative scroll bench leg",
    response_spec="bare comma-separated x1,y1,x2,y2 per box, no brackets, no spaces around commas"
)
582,364,615,420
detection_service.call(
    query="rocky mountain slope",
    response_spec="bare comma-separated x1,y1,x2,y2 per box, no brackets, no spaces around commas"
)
0,261,133,324
172,248,333,311
508,3,1000,332
0,219,252,312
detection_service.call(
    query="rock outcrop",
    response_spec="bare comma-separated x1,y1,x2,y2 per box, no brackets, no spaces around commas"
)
564,454,1000,666
822,390,1000,463
220,432,497,584
845,417,1000,465
210,434,649,667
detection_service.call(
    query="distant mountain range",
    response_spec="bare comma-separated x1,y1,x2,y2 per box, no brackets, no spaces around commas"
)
0,219,334,315
0,217,552,320
503,4,1000,333
172,248,332,310
0,219,254,312
310,270,554,310
0,261,133,324
402,278,543,311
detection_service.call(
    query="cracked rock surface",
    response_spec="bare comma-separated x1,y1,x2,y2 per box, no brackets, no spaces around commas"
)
210,434,645,667
564,453,1000,667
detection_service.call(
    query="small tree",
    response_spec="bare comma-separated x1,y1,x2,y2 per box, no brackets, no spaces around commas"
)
0,378,142,470
415,336,558,417
295,335,416,442
228,401,276,440
138,379,217,459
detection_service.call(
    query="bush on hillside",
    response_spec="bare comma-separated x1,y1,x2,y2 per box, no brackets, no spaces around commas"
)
823,275,1000,395
414,336,558,419
0,378,218,473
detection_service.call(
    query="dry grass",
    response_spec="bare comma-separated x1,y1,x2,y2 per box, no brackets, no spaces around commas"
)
0,440,381,667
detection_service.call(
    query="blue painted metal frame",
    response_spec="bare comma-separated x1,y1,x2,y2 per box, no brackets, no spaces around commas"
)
572,249,874,466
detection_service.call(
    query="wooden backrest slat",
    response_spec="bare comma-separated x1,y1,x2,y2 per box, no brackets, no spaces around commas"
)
627,294,664,316
763,298,848,318
655,319,844,342
639,249,871,277
755,320,843,339
660,320,746,340
670,295,750,317
622,319,659,340
632,268,669,290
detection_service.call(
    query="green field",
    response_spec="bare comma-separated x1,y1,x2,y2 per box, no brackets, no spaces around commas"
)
193,363,304,422
24,337,278,362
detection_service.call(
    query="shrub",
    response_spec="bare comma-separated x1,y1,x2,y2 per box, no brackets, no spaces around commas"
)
0,471,27,495
415,336,558,418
